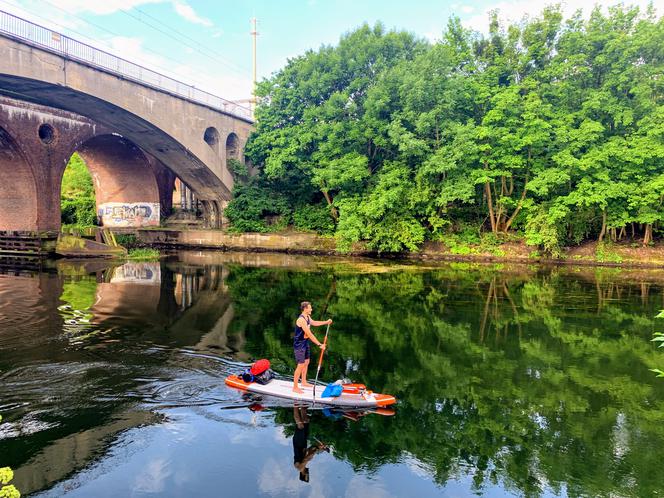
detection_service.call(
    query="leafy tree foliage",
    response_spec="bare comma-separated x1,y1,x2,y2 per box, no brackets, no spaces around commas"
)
239,6,664,253
61,153,96,227
223,263,664,497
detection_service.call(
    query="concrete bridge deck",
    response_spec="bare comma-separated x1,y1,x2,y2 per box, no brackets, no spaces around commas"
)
0,10,253,232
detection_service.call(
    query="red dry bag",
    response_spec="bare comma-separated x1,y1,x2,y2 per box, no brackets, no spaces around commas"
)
250,359,270,376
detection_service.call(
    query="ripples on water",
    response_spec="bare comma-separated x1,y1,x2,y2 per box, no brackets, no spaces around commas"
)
1,257,664,497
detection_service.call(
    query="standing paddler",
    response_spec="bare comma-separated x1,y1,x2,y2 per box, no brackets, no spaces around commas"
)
293,301,332,393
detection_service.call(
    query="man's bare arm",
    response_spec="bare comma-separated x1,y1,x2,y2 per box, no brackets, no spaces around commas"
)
297,317,324,347
310,318,332,327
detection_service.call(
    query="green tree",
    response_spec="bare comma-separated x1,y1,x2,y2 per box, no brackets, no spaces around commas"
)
239,6,664,253
61,153,96,227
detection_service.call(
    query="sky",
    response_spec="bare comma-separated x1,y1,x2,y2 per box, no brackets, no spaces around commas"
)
1,0,662,103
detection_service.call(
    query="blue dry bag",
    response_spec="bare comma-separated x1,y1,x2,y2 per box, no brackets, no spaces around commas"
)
321,383,343,398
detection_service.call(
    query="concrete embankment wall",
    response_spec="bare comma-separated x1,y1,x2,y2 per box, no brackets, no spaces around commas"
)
135,229,664,269
136,229,344,255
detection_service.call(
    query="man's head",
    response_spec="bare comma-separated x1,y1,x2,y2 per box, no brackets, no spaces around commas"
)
299,467,310,482
300,301,312,315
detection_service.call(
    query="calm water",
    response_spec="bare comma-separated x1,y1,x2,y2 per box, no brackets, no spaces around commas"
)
1,252,664,498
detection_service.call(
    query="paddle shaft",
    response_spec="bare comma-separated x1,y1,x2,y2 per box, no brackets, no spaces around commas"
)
312,322,330,402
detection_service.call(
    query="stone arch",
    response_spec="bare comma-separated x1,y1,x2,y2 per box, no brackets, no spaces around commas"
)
225,133,240,162
72,134,161,227
204,127,220,148
0,126,38,230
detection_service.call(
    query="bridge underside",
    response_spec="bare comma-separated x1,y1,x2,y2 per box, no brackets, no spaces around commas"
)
0,74,232,201
0,96,215,231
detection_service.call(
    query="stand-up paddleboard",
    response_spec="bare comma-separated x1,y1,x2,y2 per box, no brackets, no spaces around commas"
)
225,375,396,408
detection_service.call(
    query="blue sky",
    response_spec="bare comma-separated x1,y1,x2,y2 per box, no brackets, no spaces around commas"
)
2,0,662,103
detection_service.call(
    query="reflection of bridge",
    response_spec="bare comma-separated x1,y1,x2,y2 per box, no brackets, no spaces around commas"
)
0,10,253,231
0,261,247,495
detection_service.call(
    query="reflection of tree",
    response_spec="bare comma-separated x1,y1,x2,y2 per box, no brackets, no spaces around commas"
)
226,264,664,497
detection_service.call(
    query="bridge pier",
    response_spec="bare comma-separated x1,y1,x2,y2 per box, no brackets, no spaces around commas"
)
0,96,98,232
0,96,174,234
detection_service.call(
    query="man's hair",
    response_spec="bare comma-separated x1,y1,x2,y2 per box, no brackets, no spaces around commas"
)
299,468,310,482
300,301,311,311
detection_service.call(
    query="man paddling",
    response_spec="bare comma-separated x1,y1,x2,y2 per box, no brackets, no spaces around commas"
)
293,301,331,393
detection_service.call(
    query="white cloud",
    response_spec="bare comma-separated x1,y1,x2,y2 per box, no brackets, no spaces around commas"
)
94,35,252,101
172,1,213,27
460,5,475,14
53,0,164,16
344,475,391,498
423,31,441,44
463,0,662,33
1,0,87,31
31,0,215,28
133,458,171,493
258,456,328,497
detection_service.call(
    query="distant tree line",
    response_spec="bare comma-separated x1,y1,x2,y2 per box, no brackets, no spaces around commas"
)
229,5,664,254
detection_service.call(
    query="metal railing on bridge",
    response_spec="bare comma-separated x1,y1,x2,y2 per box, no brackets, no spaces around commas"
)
0,9,253,121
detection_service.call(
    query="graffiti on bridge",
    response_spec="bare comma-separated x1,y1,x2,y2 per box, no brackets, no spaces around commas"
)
98,202,159,227
110,262,161,284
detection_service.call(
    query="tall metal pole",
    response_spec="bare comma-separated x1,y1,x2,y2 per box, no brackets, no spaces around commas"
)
250,17,258,118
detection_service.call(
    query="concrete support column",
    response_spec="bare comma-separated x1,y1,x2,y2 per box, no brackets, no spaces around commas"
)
180,185,187,211
187,189,194,212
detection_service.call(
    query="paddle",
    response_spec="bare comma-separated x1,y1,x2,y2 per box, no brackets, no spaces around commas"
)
312,322,331,404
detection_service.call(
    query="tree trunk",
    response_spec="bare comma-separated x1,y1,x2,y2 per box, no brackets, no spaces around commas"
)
322,190,339,221
485,182,497,233
503,177,529,233
618,226,625,240
598,210,607,242
643,223,653,246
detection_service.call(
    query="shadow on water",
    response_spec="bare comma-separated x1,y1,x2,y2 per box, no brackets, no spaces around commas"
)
0,253,663,496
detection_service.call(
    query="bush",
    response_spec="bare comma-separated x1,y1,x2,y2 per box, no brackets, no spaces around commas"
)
115,233,139,248
595,242,623,263
61,153,97,227
228,158,249,179
292,203,335,234
127,248,160,261
525,207,563,257
225,183,290,232
61,197,96,227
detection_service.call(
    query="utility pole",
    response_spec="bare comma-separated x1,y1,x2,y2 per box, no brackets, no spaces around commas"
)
250,17,258,118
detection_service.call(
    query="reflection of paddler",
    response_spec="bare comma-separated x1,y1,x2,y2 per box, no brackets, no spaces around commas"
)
293,406,328,483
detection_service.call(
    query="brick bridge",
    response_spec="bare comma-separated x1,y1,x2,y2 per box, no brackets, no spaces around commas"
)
0,10,253,232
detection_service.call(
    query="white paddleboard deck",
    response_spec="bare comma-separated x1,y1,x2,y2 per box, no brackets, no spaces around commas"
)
225,376,396,408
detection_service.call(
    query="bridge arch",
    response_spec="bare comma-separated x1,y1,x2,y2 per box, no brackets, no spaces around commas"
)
0,125,38,230
66,134,161,227
225,133,240,162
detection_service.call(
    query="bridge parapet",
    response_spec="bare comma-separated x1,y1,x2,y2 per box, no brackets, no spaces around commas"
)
0,10,252,122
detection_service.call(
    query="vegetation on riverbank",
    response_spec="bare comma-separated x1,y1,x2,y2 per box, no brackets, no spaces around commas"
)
126,248,160,261
61,153,96,228
231,5,664,255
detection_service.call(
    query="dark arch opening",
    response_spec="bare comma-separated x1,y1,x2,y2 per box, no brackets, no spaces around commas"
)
225,133,239,161
61,135,161,228
38,123,55,144
204,127,219,147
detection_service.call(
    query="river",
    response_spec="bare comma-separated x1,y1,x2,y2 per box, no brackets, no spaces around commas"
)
1,251,663,497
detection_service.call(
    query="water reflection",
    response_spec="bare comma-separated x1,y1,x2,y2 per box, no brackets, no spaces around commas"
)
0,255,663,497
292,405,328,483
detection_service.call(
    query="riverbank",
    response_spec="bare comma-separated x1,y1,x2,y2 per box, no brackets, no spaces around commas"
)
134,228,664,269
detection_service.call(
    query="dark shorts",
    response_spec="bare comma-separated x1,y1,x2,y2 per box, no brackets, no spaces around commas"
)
294,344,310,364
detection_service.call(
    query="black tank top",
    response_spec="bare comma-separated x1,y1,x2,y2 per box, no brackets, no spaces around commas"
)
294,314,310,349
